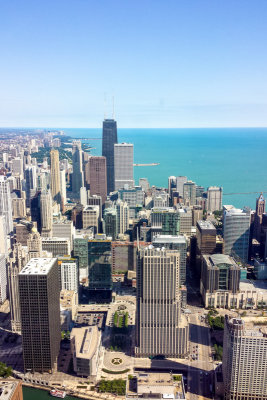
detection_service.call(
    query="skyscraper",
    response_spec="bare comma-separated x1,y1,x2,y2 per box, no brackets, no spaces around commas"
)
0,175,13,234
114,143,134,190
50,149,61,204
223,207,251,262
25,166,36,207
89,156,107,203
102,119,117,194
40,190,53,237
116,200,129,235
176,176,187,196
135,247,188,357
253,193,265,241
19,258,61,373
207,186,223,212
72,141,84,198
8,243,28,333
0,254,7,304
223,316,267,400
183,180,196,206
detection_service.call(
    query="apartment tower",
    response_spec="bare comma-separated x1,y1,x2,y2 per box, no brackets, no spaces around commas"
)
223,316,267,400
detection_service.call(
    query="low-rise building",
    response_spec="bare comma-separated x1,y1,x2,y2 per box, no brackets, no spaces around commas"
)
200,254,240,308
0,380,23,400
71,325,101,377
126,372,186,400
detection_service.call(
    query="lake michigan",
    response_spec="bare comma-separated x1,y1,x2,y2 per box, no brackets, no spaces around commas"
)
63,127,267,209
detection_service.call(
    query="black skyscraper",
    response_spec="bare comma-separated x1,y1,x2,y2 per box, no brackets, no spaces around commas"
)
102,119,117,194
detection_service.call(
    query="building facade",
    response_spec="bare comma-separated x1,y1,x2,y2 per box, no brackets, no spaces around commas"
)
114,143,134,190
19,258,61,373
223,316,267,400
88,156,107,203
102,119,117,194
207,186,223,212
135,247,188,358
50,149,61,204
0,176,13,234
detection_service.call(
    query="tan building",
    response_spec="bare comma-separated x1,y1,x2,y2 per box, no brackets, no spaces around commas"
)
196,220,217,254
12,198,26,219
0,380,23,400
135,247,188,358
50,149,61,204
82,205,99,233
71,325,101,377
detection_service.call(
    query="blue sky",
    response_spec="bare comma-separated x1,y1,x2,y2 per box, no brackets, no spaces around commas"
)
0,0,267,128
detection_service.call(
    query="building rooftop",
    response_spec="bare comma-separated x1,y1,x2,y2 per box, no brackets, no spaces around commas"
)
83,205,99,212
203,254,238,269
42,237,69,242
126,372,185,400
197,220,216,230
20,257,57,275
71,326,99,360
0,380,21,400
153,235,187,244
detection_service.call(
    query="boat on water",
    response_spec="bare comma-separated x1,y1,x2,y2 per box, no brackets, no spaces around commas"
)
50,389,66,398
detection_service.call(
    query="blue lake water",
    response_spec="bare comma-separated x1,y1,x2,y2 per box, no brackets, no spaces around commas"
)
63,127,267,209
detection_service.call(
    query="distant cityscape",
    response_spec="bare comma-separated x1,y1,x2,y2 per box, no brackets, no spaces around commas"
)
0,120,267,400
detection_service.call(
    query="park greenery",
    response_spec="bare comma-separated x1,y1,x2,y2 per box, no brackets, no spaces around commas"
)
0,362,13,378
98,379,126,395
207,310,225,330
214,344,223,360
102,368,130,375
173,375,182,381
31,146,72,163
61,330,70,340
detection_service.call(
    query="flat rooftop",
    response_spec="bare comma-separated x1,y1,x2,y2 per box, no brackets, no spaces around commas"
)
153,235,187,244
0,381,21,400
197,220,216,230
71,326,99,360
127,372,185,400
20,257,57,275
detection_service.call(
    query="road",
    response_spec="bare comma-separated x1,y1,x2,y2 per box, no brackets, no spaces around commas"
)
187,313,214,400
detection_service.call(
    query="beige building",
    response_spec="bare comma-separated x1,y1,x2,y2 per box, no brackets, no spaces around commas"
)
50,149,61,204
223,316,267,400
12,197,26,219
135,247,188,358
0,380,23,400
71,325,101,377
82,205,99,233
42,237,71,257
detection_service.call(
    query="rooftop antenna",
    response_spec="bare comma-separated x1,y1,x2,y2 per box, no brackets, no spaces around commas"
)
104,93,107,120
112,95,115,120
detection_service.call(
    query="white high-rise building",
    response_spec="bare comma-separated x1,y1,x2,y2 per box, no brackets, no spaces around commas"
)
82,205,99,233
0,254,7,304
116,200,129,235
58,257,79,293
135,247,188,358
52,220,74,250
40,190,53,237
0,216,8,256
176,176,187,197
223,207,251,262
207,186,223,211
0,176,13,234
114,143,134,190
223,316,267,400
80,187,87,207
